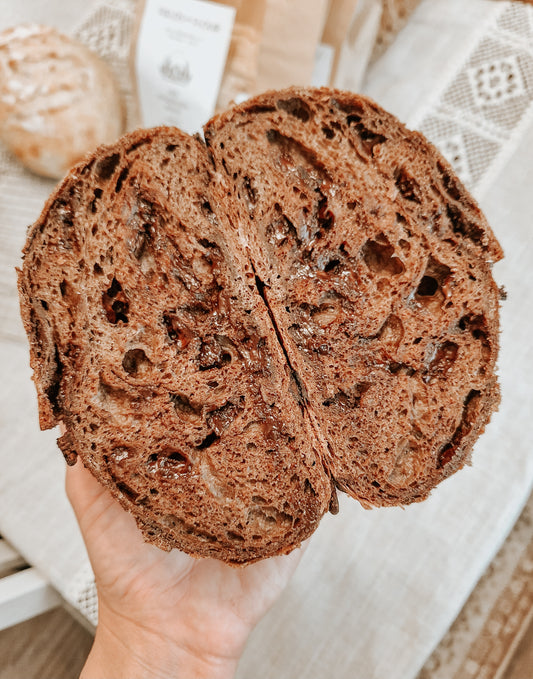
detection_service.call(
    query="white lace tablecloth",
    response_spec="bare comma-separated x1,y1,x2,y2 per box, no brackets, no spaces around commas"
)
1,1,533,678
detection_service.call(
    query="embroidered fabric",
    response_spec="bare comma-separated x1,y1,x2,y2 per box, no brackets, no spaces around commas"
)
410,1,533,199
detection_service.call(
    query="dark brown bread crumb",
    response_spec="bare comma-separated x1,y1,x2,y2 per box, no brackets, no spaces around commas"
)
18,88,502,563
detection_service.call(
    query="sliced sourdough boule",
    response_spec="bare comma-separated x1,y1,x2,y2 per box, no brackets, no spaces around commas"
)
18,87,502,564
18,125,332,564
204,87,502,508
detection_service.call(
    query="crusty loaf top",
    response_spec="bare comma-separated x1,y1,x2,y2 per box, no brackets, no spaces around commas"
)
18,88,502,564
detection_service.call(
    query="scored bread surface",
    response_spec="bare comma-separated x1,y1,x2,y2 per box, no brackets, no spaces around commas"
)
18,88,502,564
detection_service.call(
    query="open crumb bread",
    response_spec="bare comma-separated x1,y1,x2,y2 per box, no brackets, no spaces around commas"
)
18,88,502,564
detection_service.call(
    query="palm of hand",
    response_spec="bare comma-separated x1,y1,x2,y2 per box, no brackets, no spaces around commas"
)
66,460,306,663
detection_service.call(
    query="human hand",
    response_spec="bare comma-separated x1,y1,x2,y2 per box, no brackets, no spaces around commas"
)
66,458,307,679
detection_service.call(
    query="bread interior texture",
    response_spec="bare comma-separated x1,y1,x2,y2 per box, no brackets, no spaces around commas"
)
18,88,502,563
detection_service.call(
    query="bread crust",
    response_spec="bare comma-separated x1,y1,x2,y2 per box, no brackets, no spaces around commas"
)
18,88,502,563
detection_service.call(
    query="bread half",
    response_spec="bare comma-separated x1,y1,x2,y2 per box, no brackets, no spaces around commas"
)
18,88,502,563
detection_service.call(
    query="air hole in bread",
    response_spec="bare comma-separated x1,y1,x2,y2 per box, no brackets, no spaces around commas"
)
130,221,153,262
91,188,103,213
388,363,415,376
115,166,129,193
322,126,335,139
374,314,404,349
93,262,103,275
170,393,202,420
316,193,335,233
95,153,120,180
248,505,293,529
116,481,140,502
395,168,422,203
148,450,192,475
58,278,79,308
398,238,410,252
167,450,190,466
304,478,317,496
44,344,63,415
227,531,245,542
241,176,257,211
125,139,150,154
102,277,129,324
97,379,137,408
346,114,362,126
276,97,311,122
265,130,328,181
437,389,481,468
437,161,462,201
166,144,178,152
324,258,341,272
362,237,405,275
416,257,452,302
349,120,387,154
446,204,485,245
332,97,365,117
196,431,220,449
416,275,439,297
122,348,152,376
198,238,217,249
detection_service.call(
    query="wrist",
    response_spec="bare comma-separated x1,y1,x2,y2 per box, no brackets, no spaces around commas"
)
81,601,241,679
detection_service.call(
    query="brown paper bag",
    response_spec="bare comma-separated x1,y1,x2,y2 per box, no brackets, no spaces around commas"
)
216,0,267,110
257,0,331,91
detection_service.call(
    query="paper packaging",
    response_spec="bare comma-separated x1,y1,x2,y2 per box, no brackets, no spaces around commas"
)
314,0,360,86
216,0,267,111
312,0,384,91
133,0,236,133
257,0,330,91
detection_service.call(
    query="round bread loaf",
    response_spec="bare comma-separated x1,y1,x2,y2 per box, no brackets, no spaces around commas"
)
0,24,123,179
18,88,502,564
